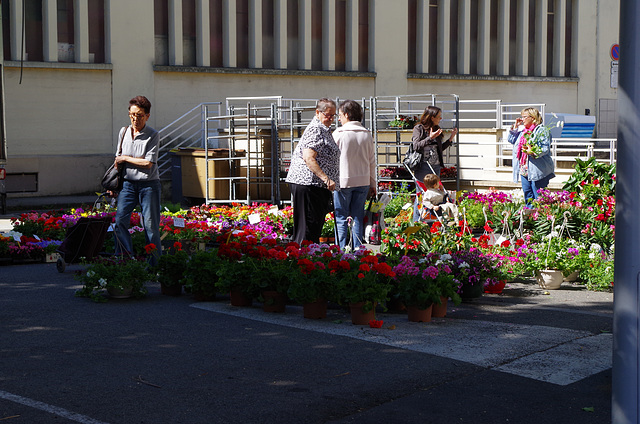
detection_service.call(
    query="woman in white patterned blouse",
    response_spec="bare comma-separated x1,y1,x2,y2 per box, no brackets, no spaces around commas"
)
285,98,340,244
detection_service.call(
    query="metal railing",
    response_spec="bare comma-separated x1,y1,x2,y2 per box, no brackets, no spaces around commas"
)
161,96,615,205
157,102,223,179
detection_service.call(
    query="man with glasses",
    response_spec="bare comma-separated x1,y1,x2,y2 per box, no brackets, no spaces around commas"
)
112,95,162,265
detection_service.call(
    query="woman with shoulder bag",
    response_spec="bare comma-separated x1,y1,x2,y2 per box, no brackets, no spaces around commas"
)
411,106,458,181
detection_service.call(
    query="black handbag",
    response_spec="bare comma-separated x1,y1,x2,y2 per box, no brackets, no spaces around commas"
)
403,143,422,170
101,127,127,192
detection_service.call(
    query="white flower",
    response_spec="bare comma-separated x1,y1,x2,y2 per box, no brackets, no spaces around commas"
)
459,262,470,269
589,252,597,260
86,270,95,278
590,243,602,252
440,254,452,261
98,278,107,287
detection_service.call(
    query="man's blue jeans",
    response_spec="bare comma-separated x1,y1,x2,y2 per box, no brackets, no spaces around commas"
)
114,179,162,265
333,186,370,249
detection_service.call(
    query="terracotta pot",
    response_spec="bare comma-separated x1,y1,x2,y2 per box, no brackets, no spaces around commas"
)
230,289,253,306
407,304,433,322
431,296,448,318
349,302,376,325
161,283,182,296
536,269,563,290
303,298,327,319
484,280,506,294
262,290,287,313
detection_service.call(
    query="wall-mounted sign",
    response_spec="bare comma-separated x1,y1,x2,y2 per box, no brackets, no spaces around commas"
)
611,44,620,61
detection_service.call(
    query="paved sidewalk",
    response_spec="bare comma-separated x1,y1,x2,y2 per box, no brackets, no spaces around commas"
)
0,262,612,423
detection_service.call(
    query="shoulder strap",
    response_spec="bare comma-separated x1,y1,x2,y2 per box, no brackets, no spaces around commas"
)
116,126,127,156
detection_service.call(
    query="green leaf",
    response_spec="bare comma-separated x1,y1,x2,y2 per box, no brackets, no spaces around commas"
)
582,407,595,413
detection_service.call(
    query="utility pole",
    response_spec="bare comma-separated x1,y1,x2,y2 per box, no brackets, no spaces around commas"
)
613,1,640,423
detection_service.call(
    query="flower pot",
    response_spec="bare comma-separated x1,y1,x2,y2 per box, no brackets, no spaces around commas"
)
107,286,133,299
161,283,182,296
536,269,564,290
459,281,484,300
349,302,376,325
407,304,433,322
484,280,506,294
303,298,327,319
230,289,253,307
431,296,448,318
262,290,287,313
564,270,579,282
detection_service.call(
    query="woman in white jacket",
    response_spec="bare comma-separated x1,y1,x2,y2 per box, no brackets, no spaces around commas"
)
332,100,377,250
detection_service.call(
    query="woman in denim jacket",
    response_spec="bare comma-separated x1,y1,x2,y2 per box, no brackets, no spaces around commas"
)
507,107,555,206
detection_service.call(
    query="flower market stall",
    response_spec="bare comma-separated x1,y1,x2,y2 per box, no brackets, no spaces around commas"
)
0,158,615,320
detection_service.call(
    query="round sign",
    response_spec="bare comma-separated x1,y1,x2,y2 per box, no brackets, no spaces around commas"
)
611,44,620,61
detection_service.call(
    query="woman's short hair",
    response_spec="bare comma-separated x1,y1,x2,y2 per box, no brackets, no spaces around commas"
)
522,107,543,125
423,173,440,188
129,95,152,114
418,105,442,129
339,100,362,122
316,98,336,113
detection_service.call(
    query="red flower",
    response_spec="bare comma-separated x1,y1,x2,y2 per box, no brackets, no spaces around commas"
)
593,178,600,185
595,214,606,221
483,221,494,233
500,240,511,248
144,243,157,254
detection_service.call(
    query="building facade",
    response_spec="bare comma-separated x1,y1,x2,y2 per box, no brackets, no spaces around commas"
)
0,0,619,197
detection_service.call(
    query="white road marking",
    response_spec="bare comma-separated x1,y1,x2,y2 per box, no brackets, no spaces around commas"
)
192,302,612,386
0,390,110,424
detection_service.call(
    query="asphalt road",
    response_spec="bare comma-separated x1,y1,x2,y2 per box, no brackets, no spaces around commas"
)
0,262,613,424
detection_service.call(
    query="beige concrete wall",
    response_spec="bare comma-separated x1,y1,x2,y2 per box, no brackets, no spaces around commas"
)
152,71,376,121
407,78,580,114
4,67,113,156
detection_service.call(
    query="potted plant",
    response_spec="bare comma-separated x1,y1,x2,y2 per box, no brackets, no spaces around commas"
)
183,248,220,301
392,256,440,322
332,252,395,325
420,253,461,317
215,243,257,306
250,252,296,313
0,235,12,264
320,213,335,243
521,237,574,290
288,256,337,319
450,248,495,300
75,256,150,302
154,241,190,296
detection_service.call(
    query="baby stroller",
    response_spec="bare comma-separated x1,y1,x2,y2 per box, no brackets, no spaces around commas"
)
404,162,444,225
55,193,114,273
